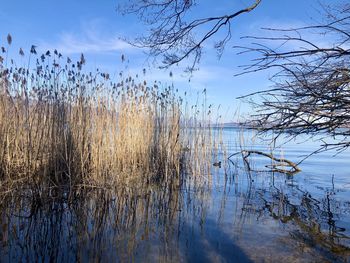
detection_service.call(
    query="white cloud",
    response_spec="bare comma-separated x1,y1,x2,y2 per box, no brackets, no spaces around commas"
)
47,33,132,54
244,18,347,51
126,65,236,91
39,19,135,55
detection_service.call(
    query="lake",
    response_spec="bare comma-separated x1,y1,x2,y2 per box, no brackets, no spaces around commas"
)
0,128,349,262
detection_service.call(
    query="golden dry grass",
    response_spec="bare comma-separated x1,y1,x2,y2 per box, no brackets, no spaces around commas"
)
0,38,213,191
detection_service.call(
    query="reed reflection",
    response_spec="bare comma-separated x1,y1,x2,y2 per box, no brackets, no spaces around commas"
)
0,168,349,262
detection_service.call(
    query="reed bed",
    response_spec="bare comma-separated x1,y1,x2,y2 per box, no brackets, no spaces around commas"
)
0,36,213,192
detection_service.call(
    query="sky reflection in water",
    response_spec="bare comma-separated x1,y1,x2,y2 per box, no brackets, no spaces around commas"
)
0,128,349,262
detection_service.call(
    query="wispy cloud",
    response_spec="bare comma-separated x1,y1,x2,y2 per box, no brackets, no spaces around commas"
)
44,33,132,54
39,19,135,55
244,18,346,51
125,65,235,87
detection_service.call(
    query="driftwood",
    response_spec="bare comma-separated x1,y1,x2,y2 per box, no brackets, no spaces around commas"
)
228,150,301,175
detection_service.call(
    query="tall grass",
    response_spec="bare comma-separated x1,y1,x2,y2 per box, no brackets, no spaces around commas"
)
0,36,213,191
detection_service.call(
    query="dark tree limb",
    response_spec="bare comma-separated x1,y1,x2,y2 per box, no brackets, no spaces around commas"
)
118,0,261,72
236,2,350,155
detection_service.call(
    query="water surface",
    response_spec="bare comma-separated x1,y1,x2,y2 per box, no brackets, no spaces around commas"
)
1,128,349,262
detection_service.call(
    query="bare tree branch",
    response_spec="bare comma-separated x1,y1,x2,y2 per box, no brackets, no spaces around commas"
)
118,0,261,72
237,2,350,153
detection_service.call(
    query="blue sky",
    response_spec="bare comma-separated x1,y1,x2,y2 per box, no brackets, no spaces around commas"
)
0,0,333,122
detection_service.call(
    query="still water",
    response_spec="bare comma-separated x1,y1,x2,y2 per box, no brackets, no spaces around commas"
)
0,128,349,262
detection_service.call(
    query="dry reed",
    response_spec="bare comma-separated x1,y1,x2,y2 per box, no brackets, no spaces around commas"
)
0,36,213,192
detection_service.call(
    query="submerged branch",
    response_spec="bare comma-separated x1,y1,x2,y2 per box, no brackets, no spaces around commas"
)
228,150,301,175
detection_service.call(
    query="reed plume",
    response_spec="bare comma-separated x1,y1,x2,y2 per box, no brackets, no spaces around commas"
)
0,40,213,191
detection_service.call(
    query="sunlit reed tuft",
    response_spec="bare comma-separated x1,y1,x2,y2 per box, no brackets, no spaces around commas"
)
0,39,214,193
